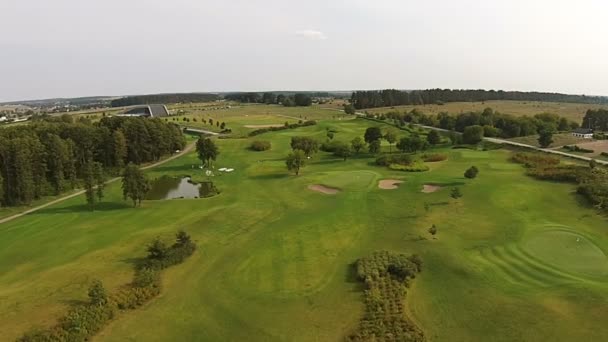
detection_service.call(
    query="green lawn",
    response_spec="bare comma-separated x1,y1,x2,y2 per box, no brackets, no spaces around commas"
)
2,117,608,341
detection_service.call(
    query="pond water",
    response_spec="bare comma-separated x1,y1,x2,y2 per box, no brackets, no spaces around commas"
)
146,176,217,200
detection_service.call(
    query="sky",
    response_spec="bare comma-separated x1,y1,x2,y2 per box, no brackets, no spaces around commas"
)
1,0,608,102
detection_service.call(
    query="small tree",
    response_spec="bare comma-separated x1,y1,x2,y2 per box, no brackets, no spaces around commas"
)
147,238,168,260
364,127,383,144
286,149,307,175
122,163,151,207
368,140,381,154
384,129,397,153
464,166,479,179
83,161,96,209
326,131,334,141
462,125,484,144
88,280,107,306
290,136,319,157
351,137,366,154
538,130,554,148
427,130,441,145
428,224,437,236
590,159,598,169
196,137,219,168
333,142,352,161
343,103,356,115
176,230,192,246
451,187,463,200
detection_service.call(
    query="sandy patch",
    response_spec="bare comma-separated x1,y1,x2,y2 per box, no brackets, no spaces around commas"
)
308,184,340,195
378,179,404,190
244,124,284,128
421,184,442,193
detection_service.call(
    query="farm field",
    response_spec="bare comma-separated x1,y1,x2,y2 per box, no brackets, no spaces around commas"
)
365,100,607,122
2,114,608,341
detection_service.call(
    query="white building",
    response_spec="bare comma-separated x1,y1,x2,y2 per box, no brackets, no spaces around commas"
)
572,128,594,139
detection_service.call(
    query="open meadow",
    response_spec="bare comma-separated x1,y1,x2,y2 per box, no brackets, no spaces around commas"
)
2,107,608,341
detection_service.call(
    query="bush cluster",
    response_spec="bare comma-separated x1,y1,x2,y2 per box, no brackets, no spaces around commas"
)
375,154,413,166
347,251,424,342
250,140,271,151
389,161,430,172
18,231,196,342
563,145,594,153
421,153,447,162
248,120,316,136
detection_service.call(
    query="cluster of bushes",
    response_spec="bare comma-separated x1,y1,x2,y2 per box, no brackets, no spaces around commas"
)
389,161,429,172
563,145,594,153
511,152,608,210
347,251,424,342
375,154,413,166
421,153,447,162
248,120,316,136
250,140,271,151
18,231,196,342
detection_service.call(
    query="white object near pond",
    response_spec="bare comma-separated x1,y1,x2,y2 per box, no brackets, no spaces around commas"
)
225,168,234,172
218,168,227,171
205,170,214,177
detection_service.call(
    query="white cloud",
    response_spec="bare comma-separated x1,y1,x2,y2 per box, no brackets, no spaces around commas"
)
294,29,327,40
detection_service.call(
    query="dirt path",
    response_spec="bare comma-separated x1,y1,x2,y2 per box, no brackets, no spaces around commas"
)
0,142,195,226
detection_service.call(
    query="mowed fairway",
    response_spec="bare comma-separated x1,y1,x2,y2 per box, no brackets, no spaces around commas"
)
2,116,608,341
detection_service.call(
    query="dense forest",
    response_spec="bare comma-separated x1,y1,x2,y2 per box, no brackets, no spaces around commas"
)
111,93,219,107
0,115,185,207
582,109,608,131
351,89,608,109
374,108,578,139
224,92,313,107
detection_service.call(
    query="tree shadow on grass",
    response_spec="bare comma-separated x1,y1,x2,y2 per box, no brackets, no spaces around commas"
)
32,202,133,215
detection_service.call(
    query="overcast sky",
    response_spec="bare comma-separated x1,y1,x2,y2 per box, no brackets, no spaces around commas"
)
1,0,608,102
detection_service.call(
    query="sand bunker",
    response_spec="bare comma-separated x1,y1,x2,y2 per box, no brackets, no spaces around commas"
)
378,179,404,190
308,184,340,195
421,184,442,193
244,124,284,128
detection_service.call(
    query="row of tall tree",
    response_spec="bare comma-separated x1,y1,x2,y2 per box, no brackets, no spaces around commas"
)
582,109,608,131
224,92,312,107
0,115,185,207
379,108,578,139
350,89,607,109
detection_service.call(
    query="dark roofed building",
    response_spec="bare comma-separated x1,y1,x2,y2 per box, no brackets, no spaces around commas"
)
572,128,594,139
119,104,169,118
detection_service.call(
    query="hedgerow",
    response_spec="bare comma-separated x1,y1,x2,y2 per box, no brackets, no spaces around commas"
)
17,231,196,342
248,120,316,136
347,251,424,342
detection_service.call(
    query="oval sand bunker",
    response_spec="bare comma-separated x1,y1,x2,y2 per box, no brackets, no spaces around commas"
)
378,179,404,190
308,184,340,195
422,184,442,193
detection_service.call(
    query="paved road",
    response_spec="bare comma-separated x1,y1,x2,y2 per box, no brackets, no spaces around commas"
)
0,142,196,225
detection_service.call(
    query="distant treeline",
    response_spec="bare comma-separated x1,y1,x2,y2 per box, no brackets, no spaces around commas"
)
582,109,608,131
351,89,608,109
111,93,219,107
224,92,313,107
374,108,578,139
0,115,185,207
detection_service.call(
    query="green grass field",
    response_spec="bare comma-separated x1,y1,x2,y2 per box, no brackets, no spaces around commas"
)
2,113,608,341
366,100,607,122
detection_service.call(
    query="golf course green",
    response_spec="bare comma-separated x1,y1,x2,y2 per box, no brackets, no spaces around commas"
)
2,113,608,341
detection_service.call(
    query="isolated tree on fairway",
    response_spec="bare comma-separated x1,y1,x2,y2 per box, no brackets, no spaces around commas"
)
122,163,151,207
538,130,554,148
326,131,334,141
451,187,463,200
333,142,352,161
428,224,437,236
464,166,479,179
286,149,307,175
196,137,219,168
351,137,366,154
290,136,319,157
364,127,383,144
427,130,441,145
88,280,107,306
384,129,397,153
94,162,105,202
368,140,381,154
113,130,127,170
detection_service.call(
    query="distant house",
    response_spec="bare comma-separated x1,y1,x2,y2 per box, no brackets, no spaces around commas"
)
118,104,169,118
572,128,594,139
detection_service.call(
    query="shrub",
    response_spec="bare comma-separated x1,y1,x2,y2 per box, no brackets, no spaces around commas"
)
250,140,271,151
421,153,447,162
375,154,413,166
563,145,594,153
389,161,429,172
464,166,479,179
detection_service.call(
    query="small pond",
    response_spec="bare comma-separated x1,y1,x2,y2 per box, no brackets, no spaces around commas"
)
146,176,218,200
